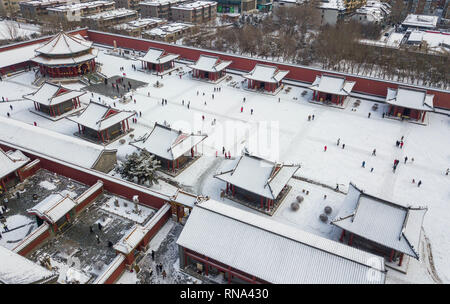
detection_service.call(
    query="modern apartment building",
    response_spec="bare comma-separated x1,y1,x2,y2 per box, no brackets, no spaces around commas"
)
82,8,138,29
46,1,115,22
171,0,217,23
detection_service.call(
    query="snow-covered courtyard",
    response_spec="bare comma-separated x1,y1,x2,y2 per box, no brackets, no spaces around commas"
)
1,47,449,283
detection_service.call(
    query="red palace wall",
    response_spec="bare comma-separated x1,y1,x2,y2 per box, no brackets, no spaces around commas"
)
18,159,41,181
86,30,450,110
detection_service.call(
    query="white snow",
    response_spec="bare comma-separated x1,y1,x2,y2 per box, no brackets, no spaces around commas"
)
39,180,57,190
101,196,155,224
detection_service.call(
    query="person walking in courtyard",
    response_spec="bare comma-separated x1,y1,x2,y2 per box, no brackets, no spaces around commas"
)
342,144,345,149
151,250,155,261
362,161,366,168
418,180,422,187
404,156,408,164
372,149,376,156
368,112,371,118
337,138,340,146
162,269,167,279
312,115,315,120
370,168,374,172
308,115,311,121
400,141,404,149
446,168,449,176
324,145,327,152
251,109,253,115
240,106,243,113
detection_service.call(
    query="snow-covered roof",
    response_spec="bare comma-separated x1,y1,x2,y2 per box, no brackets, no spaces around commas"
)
0,148,30,179
67,101,135,131
0,116,116,169
130,123,207,161
386,87,434,111
355,1,391,22
0,246,57,284
408,30,424,42
27,193,77,224
143,22,193,37
139,0,187,6
23,82,85,106
310,74,356,96
139,47,179,65
177,199,386,284
171,189,202,208
420,31,450,51
318,0,346,11
214,153,300,200
243,64,289,84
332,183,427,259
402,14,439,29
35,31,93,56
172,0,216,9
0,43,38,69
188,55,232,73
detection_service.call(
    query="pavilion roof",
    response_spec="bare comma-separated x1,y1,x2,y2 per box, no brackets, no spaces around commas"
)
139,47,179,65
35,31,93,56
214,152,300,200
243,64,289,83
385,87,434,111
130,123,208,161
177,199,387,284
27,193,77,224
23,82,85,106
309,74,355,96
0,148,30,180
66,101,135,131
188,55,232,73
332,183,427,259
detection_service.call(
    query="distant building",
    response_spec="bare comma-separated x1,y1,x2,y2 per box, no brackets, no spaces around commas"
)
46,1,115,22
214,152,299,214
142,22,194,42
0,148,30,194
309,74,356,107
215,0,257,13
82,8,139,29
243,63,289,93
385,86,434,123
171,0,217,23
401,13,439,30
351,0,391,24
113,18,167,36
138,47,179,74
0,0,21,17
24,82,85,118
139,0,190,19
332,183,427,269
32,31,98,78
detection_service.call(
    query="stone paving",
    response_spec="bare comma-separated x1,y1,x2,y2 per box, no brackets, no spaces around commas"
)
83,76,147,99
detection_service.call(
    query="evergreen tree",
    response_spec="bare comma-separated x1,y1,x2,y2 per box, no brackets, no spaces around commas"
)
117,149,160,186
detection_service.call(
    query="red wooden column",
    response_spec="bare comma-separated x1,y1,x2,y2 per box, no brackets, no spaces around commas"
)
348,233,354,245
339,229,345,242
421,111,426,122
389,249,394,263
1,178,7,192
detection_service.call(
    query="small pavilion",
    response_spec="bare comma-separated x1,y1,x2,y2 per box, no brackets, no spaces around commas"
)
385,87,434,123
24,82,85,118
0,148,30,194
32,31,98,78
214,153,299,214
309,74,356,106
130,123,207,173
27,193,77,233
138,47,179,75
243,64,289,93
332,183,427,269
67,101,135,144
188,55,232,82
